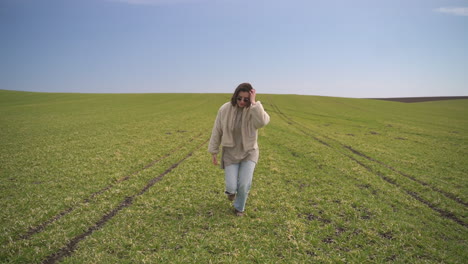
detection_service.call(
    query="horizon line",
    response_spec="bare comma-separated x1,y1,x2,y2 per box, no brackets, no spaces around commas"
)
2,89,468,100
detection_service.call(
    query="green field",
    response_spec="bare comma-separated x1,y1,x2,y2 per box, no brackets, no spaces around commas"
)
1,89,467,263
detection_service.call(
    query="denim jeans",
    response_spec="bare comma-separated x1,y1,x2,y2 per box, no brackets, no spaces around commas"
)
224,160,256,212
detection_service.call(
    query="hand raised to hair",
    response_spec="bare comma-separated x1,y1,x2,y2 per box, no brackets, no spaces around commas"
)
250,89,256,105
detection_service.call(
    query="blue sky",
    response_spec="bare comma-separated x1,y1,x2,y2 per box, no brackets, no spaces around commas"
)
1,0,467,97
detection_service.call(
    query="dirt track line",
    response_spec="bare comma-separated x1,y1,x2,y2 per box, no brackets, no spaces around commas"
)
346,154,467,228
268,103,330,147
343,145,468,208
269,102,467,208
268,101,468,227
267,135,379,196
41,138,209,264
20,133,203,240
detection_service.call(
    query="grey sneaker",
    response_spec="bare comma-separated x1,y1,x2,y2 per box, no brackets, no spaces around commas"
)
224,192,236,201
235,209,244,217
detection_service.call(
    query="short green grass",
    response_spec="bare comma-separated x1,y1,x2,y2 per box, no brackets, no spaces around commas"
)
0,90,466,263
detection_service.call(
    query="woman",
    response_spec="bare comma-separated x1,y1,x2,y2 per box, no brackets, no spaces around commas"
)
208,83,270,216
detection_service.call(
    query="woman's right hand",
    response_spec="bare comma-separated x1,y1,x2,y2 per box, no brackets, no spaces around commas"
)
212,154,218,166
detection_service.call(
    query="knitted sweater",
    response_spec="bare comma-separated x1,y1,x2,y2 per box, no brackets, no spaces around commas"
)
208,101,270,155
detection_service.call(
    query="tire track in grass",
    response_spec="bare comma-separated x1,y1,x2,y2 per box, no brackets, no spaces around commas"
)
19,133,204,240
264,133,381,197
41,137,209,264
345,154,467,228
268,101,467,208
342,145,468,207
307,117,467,208
268,101,468,228
268,102,330,148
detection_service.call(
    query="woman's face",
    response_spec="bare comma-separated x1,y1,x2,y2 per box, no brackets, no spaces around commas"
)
236,91,250,108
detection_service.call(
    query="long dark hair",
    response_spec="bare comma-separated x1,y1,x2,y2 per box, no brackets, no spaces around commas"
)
230,83,253,106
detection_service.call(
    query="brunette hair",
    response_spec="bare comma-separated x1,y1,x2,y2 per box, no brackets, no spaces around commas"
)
230,83,253,106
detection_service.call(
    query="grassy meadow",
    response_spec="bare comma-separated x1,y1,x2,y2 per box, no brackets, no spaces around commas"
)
0,89,467,263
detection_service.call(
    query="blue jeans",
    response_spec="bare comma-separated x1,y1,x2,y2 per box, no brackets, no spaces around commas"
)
224,160,256,212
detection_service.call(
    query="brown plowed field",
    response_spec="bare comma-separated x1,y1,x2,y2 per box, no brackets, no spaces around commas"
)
368,96,468,103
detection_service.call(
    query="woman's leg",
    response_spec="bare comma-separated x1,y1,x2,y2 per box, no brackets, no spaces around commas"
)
224,163,240,196
233,160,256,212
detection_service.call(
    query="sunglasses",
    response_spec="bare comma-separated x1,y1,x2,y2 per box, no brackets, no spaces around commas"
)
237,97,250,103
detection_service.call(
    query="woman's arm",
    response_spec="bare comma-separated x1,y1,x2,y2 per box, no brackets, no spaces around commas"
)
249,89,270,129
250,97,270,129
208,109,223,155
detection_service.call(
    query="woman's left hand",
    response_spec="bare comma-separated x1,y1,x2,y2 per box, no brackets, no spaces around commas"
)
250,89,256,105
212,154,218,166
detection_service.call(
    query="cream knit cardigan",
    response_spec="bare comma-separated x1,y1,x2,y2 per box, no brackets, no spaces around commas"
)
208,101,270,155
